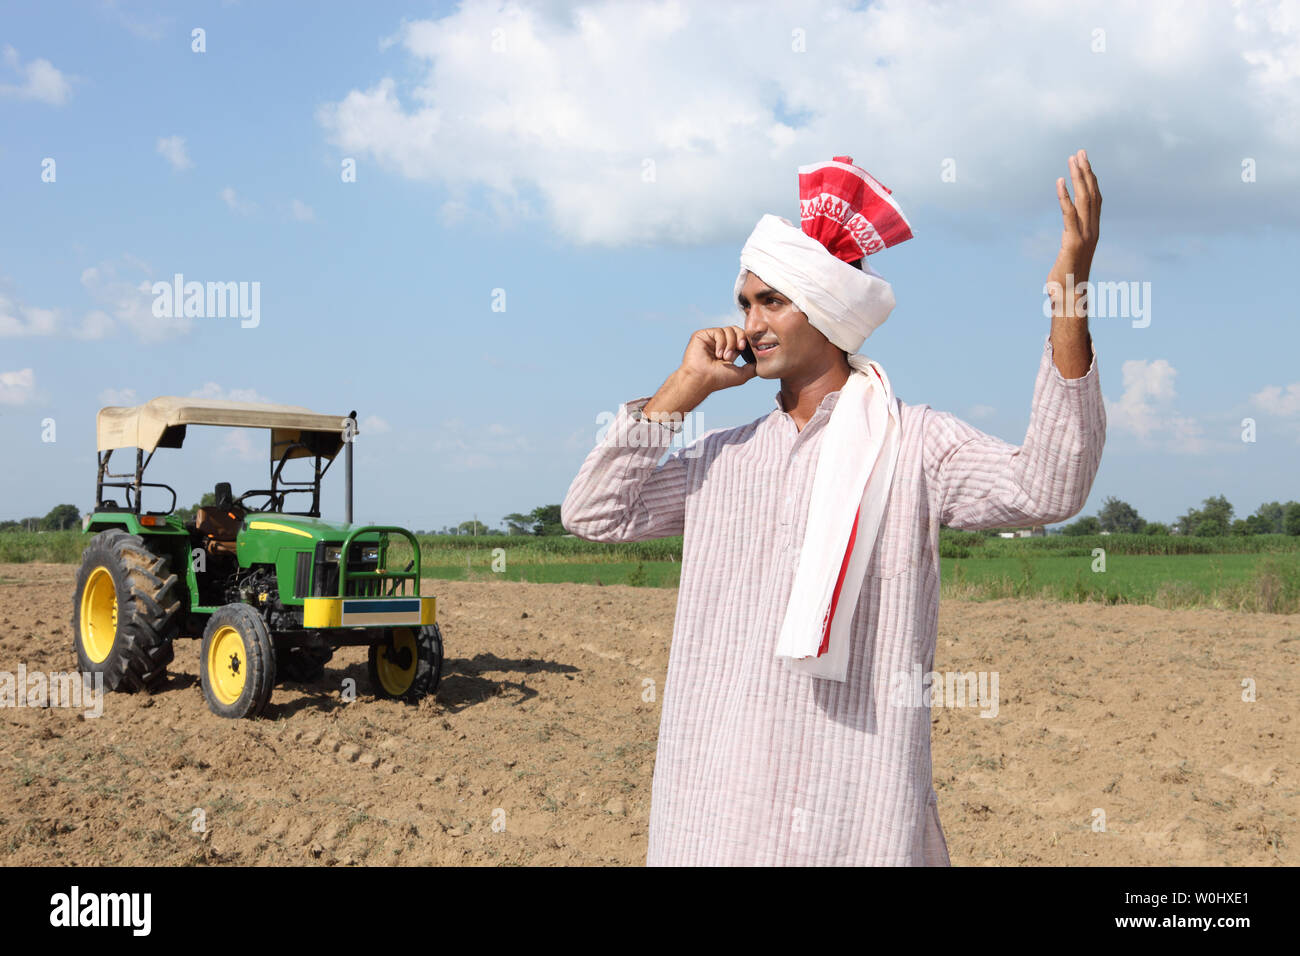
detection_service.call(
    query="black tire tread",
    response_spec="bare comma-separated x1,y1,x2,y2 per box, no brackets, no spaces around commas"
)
368,624,443,702
72,529,180,693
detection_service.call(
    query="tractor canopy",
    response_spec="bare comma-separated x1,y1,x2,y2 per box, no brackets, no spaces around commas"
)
93,396,360,522
96,396,354,461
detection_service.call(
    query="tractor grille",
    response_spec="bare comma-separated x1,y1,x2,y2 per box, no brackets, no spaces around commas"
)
310,541,386,597
294,552,311,598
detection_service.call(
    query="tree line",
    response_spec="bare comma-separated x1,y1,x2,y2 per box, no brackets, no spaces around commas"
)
0,500,571,537
423,505,566,537
8,497,1298,540
1059,495,1300,537
0,504,81,532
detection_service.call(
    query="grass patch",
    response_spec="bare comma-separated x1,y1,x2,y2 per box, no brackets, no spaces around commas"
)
19,528,1299,611
422,560,680,588
940,552,1300,613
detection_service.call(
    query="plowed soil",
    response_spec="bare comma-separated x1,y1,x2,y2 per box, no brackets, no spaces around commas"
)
1,563,1294,866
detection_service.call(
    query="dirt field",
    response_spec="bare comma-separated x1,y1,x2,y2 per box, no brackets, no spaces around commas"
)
1,562,1294,866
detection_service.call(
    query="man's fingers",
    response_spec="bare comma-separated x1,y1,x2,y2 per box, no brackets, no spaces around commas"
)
713,325,744,362
726,325,747,360
1056,177,1081,235
703,326,742,361
1079,149,1102,233
708,327,728,359
1068,153,1092,230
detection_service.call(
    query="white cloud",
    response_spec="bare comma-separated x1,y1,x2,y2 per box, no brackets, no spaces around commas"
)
0,291,113,340
219,186,257,215
81,259,192,343
318,0,1300,247
361,414,391,434
156,135,192,170
218,429,262,462
99,2,171,41
1104,358,1206,453
290,199,315,222
0,293,58,336
99,387,138,406
0,368,36,405
1106,358,1178,439
1251,382,1300,416
78,309,115,340
189,383,272,404
0,45,72,105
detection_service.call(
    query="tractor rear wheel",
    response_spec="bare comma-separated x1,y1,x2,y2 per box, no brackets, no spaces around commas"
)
200,604,276,718
72,529,179,693
368,624,443,702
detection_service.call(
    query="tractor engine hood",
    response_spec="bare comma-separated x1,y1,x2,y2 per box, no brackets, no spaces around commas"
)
240,515,362,543
236,516,385,564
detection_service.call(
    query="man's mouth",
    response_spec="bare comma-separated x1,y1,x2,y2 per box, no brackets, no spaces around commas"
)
754,342,778,355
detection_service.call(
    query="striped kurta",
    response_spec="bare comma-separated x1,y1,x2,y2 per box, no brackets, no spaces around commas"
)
562,333,1106,865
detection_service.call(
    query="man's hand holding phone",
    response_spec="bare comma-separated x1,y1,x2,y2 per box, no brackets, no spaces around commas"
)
643,325,757,421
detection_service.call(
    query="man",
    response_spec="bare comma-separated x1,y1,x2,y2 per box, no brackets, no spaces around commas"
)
562,151,1105,865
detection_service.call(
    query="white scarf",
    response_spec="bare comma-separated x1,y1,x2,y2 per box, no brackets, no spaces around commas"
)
733,214,903,683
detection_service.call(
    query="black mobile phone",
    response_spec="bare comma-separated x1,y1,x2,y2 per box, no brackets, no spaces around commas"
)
739,343,756,364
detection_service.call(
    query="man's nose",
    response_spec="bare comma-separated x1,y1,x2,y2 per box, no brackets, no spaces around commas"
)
743,307,764,339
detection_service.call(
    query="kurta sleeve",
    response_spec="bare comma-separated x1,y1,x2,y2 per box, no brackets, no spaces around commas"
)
922,333,1106,530
561,396,691,542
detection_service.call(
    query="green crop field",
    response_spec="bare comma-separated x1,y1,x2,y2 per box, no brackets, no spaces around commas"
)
5,529,1300,612
941,552,1300,612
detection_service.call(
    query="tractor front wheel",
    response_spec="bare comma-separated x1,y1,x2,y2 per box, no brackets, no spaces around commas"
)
200,604,276,719
368,624,443,702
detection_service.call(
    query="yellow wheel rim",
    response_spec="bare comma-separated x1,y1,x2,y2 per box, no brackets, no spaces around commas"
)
80,566,118,664
207,625,248,705
376,628,418,696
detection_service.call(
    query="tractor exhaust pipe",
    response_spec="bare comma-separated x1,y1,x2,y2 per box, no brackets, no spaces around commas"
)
345,410,357,525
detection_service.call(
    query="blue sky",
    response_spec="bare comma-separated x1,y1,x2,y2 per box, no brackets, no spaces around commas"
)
2,0,1299,531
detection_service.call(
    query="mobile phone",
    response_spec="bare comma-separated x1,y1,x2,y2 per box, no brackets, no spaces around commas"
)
739,343,755,364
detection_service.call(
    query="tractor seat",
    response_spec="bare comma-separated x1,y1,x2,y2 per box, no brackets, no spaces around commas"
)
195,505,246,556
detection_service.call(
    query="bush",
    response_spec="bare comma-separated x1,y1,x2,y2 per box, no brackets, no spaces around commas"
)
1285,503,1300,537
938,528,983,559
1238,555,1300,613
1063,516,1100,536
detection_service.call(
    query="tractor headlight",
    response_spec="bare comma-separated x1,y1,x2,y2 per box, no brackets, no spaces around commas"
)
324,546,342,563
360,546,380,562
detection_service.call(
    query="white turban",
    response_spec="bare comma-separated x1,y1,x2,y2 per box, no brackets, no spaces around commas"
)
732,214,897,354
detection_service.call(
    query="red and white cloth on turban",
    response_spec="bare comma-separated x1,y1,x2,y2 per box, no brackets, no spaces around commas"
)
798,155,913,263
733,157,914,682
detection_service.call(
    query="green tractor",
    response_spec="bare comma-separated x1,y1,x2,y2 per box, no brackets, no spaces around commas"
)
72,396,443,718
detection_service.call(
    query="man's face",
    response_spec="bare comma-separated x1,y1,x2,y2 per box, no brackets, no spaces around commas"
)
737,271,840,380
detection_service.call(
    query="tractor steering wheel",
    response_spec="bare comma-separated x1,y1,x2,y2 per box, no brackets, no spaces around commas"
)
234,490,284,513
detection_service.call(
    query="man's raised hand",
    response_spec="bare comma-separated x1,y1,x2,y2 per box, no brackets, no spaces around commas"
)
1045,148,1102,319
643,325,756,421
680,325,758,391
